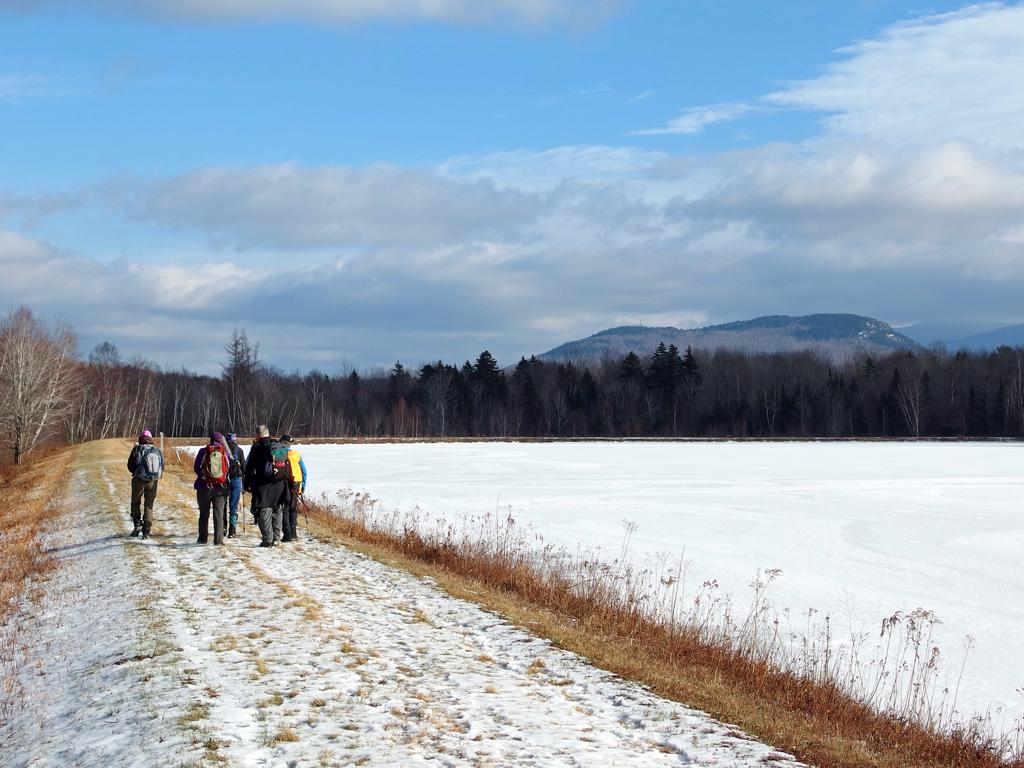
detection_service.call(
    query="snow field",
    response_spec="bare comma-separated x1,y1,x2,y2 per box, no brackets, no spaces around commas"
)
293,440,1024,727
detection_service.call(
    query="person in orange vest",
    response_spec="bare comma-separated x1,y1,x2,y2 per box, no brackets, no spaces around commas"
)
279,434,307,543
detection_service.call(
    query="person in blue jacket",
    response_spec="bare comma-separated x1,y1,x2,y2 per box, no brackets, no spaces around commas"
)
225,432,246,538
280,434,308,542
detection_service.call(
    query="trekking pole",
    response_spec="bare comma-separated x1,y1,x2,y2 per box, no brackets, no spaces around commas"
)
299,493,310,530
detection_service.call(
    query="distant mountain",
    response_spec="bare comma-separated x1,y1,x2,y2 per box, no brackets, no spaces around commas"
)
898,321,1004,347
945,324,1024,351
539,314,920,362
899,321,1024,351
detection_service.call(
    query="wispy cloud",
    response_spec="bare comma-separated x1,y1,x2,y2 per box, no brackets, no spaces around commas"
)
0,73,70,105
765,3,1024,150
631,101,756,136
628,90,655,104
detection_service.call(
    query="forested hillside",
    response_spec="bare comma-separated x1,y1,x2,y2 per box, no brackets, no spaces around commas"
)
541,314,919,362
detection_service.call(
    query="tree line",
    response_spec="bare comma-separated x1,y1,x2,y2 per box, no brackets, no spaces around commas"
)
3,306,1024,462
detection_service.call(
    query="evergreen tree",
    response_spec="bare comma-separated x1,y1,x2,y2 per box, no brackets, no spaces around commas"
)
619,351,643,381
472,350,506,400
387,361,411,406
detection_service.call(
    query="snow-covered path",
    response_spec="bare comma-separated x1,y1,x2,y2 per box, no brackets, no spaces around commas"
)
3,442,806,767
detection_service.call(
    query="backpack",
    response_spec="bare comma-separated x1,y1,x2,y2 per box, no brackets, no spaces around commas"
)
201,443,229,486
265,440,292,482
134,445,161,481
227,442,244,479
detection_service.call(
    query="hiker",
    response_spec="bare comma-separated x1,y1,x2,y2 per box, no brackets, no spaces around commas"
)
279,434,308,543
193,432,231,545
126,430,163,539
244,425,290,548
224,432,246,538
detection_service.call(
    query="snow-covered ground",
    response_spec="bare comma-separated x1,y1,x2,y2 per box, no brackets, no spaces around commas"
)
2,441,807,766
294,440,1024,726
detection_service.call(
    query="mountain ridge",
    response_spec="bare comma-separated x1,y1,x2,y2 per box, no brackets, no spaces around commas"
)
539,313,920,362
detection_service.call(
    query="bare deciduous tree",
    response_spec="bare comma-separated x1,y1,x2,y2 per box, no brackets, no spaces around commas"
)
0,307,78,463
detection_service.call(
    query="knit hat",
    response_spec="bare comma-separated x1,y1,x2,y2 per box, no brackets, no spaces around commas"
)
280,434,293,444
211,431,225,444
227,432,237,442
141,429,153,438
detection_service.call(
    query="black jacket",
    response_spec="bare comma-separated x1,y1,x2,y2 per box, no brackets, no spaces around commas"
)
244,437,288,509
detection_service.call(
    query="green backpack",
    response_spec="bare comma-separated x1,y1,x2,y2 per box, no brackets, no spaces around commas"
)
266,440,292,482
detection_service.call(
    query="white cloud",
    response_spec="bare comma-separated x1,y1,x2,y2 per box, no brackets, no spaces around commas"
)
632,101,757,136
766,3,1024,150
118,163,542,249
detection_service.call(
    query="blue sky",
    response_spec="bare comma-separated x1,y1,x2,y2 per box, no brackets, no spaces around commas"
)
2,1,1023,372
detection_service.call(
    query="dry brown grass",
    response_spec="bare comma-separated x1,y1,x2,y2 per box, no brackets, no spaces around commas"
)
305,492,1024,768
0,445,75,729
273,725,300,743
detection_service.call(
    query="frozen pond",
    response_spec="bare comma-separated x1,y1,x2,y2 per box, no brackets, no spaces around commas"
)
294,441,1024,723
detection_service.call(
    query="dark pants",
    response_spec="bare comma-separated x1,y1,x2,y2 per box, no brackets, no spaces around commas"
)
282,482,301,541
130,477,159,534
197,486,228,544
256,505,284,545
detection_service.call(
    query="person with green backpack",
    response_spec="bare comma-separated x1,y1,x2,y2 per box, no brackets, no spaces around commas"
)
126,429,163,539
243,424,290,547
193,431,232,545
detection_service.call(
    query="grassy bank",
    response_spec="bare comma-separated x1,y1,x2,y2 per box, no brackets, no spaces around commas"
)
0,446,75,730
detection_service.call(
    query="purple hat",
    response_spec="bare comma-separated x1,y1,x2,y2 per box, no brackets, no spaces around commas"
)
141,429,153,439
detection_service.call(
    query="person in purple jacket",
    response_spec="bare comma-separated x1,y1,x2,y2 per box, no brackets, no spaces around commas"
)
193,431,232,545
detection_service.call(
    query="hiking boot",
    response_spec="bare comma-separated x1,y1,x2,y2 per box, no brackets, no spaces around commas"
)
197,537,208,544
131,522,142,538
228,525,236,538
141,531,150,540
259,541,273,548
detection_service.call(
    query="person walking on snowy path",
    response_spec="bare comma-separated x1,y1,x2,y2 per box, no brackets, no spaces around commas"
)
194,432,232,545
126,430,163,539
224,432,246,538
244,425,289,548
279,434,307,543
